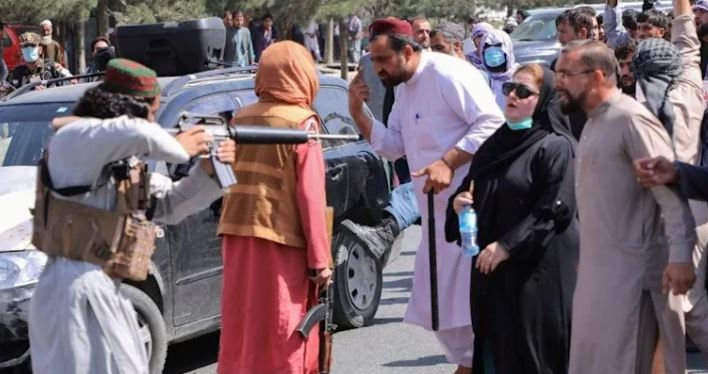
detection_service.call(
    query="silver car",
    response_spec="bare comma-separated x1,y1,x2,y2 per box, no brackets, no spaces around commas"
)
512,2,671,66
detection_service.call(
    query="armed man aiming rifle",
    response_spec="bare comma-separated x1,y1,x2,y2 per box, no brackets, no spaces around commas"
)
29,58,237,374
30,55,355,374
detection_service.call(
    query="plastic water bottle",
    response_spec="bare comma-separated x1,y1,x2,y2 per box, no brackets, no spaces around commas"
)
458,205,479,257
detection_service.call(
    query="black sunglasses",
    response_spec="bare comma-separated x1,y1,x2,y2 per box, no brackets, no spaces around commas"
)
20,43,38,48
502,82,539,99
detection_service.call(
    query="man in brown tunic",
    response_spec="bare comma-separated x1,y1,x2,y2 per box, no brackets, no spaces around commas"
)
556,40,697,374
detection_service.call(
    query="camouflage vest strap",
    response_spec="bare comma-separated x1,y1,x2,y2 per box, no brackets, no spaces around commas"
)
31,155,156,281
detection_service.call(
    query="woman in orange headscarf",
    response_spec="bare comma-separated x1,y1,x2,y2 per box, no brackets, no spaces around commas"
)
217,41,332,374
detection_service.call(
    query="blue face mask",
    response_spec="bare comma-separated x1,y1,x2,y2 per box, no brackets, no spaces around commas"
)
483,46,506,68
506,117,533,131
22,47,39,62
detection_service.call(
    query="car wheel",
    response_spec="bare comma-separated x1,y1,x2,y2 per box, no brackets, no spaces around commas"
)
331,230,383,329
120,284,167,374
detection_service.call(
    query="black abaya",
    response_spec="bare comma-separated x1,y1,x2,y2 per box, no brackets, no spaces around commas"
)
466,132,578,374
444,66,579,374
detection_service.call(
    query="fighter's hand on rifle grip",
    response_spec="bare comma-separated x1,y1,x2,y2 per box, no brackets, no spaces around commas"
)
176,125,213,157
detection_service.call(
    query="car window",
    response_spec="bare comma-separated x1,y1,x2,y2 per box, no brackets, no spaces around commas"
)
181,93,237,119
313,85,360,148
0,103,72,166
512,13,561,42
2,35,10,48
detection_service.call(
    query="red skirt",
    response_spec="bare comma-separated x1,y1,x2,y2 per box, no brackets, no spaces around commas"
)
218,234,319,374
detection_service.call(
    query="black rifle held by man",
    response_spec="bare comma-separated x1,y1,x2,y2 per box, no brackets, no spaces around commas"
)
169,112,360,188
296,276,336,374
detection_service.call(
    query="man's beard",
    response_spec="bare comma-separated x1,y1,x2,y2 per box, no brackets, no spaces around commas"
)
378,65,406,86
558,89,587,114
379,73,404,86
620,77,637,96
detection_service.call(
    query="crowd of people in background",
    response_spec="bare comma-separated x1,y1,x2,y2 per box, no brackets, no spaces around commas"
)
0,8,542,90
5,1,708,373
338,0,708,373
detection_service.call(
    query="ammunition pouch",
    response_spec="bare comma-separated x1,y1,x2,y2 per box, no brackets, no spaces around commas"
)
32,157,156,281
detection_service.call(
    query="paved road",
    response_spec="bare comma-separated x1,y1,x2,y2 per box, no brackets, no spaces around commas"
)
163,226,708,374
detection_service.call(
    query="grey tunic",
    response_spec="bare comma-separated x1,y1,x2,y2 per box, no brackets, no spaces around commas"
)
569,92,696,374
28,116,223,374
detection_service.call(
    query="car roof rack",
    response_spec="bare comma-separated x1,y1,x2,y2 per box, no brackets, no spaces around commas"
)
2,72,105,102
161,64,258,96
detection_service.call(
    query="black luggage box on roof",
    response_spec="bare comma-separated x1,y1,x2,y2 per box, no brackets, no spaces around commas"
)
115,17,225,76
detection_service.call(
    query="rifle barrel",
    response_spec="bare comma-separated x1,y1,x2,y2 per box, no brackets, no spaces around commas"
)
309,133,361,141
167,126,360,143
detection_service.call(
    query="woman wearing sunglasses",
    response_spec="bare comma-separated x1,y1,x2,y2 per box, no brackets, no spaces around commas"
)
444,64,579,374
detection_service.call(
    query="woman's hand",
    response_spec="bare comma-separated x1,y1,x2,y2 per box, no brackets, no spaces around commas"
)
476,242,510,275
453,192,474,214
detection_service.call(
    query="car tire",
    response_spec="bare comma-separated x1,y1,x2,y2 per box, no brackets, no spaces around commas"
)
331,230,383,329
120,284,167,374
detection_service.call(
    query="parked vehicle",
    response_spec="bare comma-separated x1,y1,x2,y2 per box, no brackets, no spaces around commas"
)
512,2,672,66
0,67,396,373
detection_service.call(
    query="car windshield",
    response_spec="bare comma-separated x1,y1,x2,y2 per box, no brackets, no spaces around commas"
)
511,12,562,42
0,103,73,167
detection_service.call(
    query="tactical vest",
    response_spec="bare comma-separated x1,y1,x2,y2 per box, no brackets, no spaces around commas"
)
9,59,61,89
32,156,157,281
218,102,317,248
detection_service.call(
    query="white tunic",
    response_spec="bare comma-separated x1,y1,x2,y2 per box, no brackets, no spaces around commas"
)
371,51,505,330
29,116,223,374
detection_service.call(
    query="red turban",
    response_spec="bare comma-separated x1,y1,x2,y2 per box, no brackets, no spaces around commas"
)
369,18,413,39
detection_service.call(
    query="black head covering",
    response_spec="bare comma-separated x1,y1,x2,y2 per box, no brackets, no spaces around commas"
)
468,66,572,179
444,66,574,244
632,37,682,136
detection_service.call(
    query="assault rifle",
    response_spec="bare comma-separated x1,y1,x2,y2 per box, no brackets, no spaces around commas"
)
168,112,360,188
296,279,336,374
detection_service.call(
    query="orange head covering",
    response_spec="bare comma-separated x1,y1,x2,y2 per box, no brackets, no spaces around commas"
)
255,41,319,108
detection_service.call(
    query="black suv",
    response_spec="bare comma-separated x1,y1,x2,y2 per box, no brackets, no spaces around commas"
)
0,68,396,373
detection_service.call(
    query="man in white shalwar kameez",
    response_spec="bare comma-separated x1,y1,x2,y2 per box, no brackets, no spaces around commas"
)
304,20,322,62
348,18,504,373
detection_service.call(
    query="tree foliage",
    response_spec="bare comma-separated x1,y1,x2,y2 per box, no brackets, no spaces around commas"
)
114,0,208,24
0,0,97,23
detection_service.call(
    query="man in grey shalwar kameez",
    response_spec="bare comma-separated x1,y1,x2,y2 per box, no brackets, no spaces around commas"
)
555,41,697,374
28,59,236,374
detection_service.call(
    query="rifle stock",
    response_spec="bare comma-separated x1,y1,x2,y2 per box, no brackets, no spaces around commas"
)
319,323,333,374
